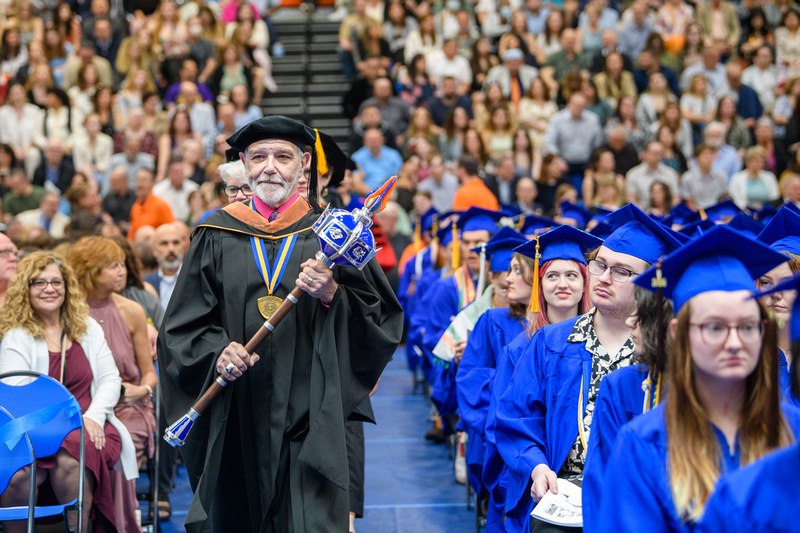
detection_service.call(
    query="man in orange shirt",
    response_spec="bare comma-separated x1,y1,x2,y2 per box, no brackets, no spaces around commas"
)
451,155,500,211
129,167,176,240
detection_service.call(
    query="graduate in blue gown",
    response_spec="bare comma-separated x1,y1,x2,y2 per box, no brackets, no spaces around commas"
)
397,208,439,370
406,218,456,390
696,273,800,533
456,229,530,502
481,226,601,532
494,204,684,533
582,287,674,532
425,208,506,415
756,206,800,405
594,226,800,533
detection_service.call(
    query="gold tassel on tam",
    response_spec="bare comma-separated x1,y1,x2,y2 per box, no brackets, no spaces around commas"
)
528,236,541,313
699,208,707,221
313,128,329,176
451,224,461,270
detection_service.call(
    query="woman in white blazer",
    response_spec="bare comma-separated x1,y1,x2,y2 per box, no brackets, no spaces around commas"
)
0,251,136,533
729,146,781,209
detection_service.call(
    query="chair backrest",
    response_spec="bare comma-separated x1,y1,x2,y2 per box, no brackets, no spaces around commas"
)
0,372,83,459
0,406,35,494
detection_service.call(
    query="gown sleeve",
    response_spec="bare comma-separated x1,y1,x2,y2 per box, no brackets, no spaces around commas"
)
594,420,676,533
583,376,624,533
456,312,497,435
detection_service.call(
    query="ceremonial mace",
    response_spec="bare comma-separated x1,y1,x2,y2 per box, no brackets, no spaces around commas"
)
164,177,397,447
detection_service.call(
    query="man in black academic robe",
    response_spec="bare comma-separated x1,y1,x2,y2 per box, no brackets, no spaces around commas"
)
157,116,403,533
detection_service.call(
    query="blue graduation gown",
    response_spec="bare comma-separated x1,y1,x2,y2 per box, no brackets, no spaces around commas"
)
397,248,434,369
397,248,433,317
494,316,589,529
583,364,650,533
456,309,525,494
696,443,800,533
779,350,799,407
483,332,530,532
406,266,445,382
594,403,800,533
425,269,476,414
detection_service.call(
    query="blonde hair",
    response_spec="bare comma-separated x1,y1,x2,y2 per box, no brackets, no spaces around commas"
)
688,74,707,95
67,236,125,297
666,300,793,522
592,172,623,206
122,67,156,94
0,251,89,341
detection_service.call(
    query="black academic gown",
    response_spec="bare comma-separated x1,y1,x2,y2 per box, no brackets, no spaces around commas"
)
157,199,403,533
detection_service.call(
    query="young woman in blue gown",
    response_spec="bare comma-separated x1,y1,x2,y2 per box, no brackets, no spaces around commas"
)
594,226,800,533
481,225,602,532
696,271,800,533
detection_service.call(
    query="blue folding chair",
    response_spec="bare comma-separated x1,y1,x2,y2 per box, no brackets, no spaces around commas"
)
0,371,86,533
0,405,37,533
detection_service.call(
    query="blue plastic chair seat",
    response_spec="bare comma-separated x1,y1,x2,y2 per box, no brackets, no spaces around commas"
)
0,499,78,521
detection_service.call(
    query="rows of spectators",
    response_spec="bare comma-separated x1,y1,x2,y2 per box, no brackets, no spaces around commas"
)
0,0,292,248
337,0,800,229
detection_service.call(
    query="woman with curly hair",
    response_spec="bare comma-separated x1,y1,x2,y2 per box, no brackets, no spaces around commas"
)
0,251,137,533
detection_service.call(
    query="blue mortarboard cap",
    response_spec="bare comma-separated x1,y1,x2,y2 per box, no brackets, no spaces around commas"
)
558,201,594,229
515,225,603,265
757,272,800,342
472,227,528,272
728,212,764,236
436,216,458,246
693,199,742,224
755,204,779,225
661,202,697,227
588,217,620,239
678,218,715,238
417,208,439,233
458,207,505,234
757,206,800,256
634,226,789,311
517,213,556,236
604,204,685,265
785,202,800,215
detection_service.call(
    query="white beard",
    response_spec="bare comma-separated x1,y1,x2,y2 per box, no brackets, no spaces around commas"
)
250,162,302,206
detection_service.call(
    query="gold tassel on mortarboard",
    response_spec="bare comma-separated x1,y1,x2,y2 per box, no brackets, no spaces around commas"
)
528,236,541,313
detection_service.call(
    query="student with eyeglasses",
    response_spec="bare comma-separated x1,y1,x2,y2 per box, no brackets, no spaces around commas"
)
592,226,800,533
695,269,800,533
493,204,683,533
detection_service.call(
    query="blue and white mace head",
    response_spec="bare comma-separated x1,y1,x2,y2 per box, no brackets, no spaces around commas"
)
312,176,397,270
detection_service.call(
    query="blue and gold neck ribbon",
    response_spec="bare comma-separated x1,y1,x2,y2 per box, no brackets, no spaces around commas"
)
250,233,297,295
249,198,298,295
